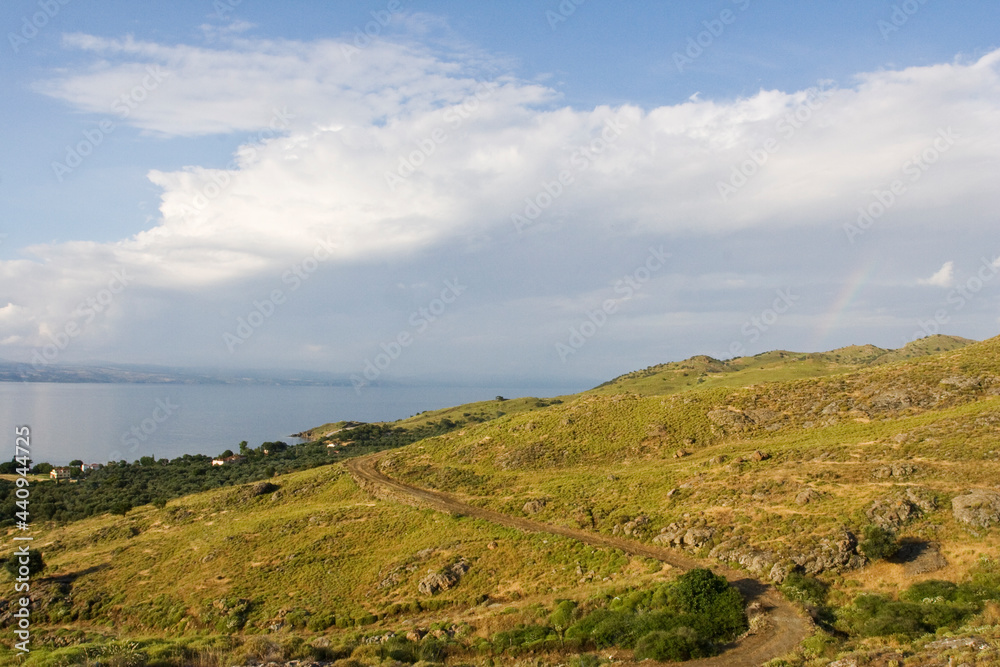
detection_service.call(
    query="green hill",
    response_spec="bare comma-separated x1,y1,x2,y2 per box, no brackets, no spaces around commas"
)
3,334,999,666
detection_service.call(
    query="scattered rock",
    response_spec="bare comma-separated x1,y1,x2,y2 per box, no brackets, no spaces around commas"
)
952,489,1000,528
522,499,546,515
940,376,983,390
791,530,861,575
417,559,470,595
871,463,916,479
826,659,858,667
750,450,770,462
866,497,919,530
768,562,793,584
795,489,821,505
673,449,690,458
868,389,914,411
682,527,714,548
925,636,990,651
621,517,650,537
707,408,754,432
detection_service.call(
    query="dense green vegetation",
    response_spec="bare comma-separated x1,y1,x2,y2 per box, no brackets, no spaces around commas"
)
0,417,471,526
836,558,1000,638
491,569,746,660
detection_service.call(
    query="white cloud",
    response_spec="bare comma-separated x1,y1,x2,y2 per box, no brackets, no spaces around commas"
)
918,261,956,287
3,34,1000,360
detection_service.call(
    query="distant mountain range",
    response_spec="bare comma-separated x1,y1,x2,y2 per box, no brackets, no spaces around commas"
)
0,360,356,386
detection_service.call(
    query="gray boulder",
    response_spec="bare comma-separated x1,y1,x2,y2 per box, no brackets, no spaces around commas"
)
952,490,1000,529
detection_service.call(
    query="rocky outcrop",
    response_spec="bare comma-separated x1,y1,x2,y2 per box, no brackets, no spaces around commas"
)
707,408,754,432
790,530,863,575
614,515,651,537
709,540,777,577
795,488,820,505
417,559,470,595
939,376,983,390
653,523,714,549
952,489,1000,529
871,463,916,479
522,498,546,514
866,497,919,530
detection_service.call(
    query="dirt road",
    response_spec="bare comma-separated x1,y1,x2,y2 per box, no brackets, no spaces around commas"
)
347,454,811,666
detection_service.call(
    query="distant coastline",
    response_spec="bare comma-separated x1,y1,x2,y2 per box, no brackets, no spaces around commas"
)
0,361,356,386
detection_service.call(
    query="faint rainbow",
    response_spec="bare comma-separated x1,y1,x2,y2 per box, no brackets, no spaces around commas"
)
810,264,876,351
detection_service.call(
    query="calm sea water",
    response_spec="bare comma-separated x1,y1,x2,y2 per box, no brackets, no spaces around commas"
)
0,383,585,465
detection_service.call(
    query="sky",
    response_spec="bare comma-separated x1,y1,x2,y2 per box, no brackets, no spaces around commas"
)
1,0,999,388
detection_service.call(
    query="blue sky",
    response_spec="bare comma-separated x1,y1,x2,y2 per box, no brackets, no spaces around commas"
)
1,0,999,386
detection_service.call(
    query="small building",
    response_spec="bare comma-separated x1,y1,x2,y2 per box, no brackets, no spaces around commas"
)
50,466,72,481
211,454,246,466
80,463,103,472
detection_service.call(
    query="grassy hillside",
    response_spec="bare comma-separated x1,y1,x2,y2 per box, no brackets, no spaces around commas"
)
2,463,689,665
380,335,1000,662
2,334,998,666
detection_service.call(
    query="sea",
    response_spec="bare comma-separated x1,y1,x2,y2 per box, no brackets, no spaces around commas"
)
0,382,587,466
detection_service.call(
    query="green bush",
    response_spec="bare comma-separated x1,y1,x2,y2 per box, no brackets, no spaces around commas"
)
380,637,417,663
674,568,731,614
634,627,710,662
901,580,958,603
859,525,898,561
307,611,335,631
780,571,828,606
492,623,553,652
418,636,447,662
3,548,44,578
837,593,979,638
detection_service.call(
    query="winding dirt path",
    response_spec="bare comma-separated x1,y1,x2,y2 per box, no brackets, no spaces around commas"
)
347,454,812,666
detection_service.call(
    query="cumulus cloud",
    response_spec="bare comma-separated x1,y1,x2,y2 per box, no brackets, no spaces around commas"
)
918,261,956,287
3,31,1000,363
